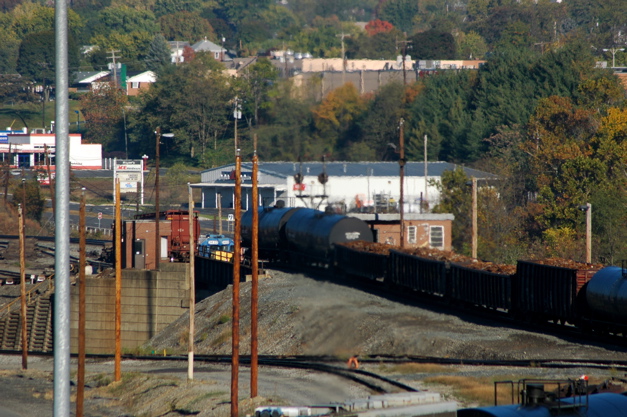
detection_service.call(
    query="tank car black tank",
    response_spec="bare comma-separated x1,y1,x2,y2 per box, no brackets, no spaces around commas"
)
585,265,627,322
241,206,303,255
284,208,373,262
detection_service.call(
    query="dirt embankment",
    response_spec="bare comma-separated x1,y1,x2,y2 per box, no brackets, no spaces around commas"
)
147,269,625,362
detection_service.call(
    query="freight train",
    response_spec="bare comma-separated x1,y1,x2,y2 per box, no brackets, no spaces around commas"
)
241,205,374,265
237,205,627,337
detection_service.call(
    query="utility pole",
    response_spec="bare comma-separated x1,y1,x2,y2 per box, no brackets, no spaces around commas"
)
471,177,477,259
423,135,428,212
38,62,49,129
188,184,195,381
155,128,161,269
250,134,259,398
76,188,86,417
233,97,241,153
231,101,242,417
3,143,11,206
108,49,121,87
114,179,122,381
582,203,592,263
396,38,413,85
336,33,351,84
19,195,27,370
399,118,406,248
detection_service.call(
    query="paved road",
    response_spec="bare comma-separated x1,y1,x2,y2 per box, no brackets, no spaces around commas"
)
0,354,372,417
41,202,235,238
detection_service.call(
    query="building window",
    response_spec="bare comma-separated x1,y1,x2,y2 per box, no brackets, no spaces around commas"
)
430,226,444,249
407,226,417,244
215,52,220,60
132,82,139,89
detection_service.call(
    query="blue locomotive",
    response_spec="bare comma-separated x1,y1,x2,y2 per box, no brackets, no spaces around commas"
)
197,234,235,262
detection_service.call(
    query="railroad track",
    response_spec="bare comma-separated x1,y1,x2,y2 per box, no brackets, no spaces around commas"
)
3,352,627,394
0,234,110,247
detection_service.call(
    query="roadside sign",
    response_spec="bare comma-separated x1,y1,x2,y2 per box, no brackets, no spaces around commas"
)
227,214,234,221
98,212,103,220
113,158,144,196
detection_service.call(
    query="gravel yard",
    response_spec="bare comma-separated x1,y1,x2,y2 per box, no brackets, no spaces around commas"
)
1,268,627,416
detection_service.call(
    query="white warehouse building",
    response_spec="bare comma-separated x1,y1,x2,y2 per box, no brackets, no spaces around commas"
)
0,130,102,170
193,161,496,212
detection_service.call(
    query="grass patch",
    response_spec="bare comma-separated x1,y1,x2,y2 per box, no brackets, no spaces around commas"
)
186,391,228,408
211,329,232,348
107,372,148,396
217,314,230,324
89,373,113,388
424,375,516,406
179,329,189,345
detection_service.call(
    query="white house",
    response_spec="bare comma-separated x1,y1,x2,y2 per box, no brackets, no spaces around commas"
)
0,130,102,170
192,161,496,212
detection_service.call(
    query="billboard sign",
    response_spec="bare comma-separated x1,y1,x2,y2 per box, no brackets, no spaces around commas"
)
114,159,143,195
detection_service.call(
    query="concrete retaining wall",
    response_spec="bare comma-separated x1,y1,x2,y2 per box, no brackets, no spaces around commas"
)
70,263,189,354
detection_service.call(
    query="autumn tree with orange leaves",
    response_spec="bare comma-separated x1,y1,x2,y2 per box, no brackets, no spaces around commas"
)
519,95,627,262
365,19,394,36
80,82,128,152
311,83,367,157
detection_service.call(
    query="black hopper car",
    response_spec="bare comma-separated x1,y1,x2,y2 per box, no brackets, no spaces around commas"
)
334,242,627,337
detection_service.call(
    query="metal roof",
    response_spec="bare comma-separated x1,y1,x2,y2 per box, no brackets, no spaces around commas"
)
73,71,109,84
127,71,156,83
202,161,497,180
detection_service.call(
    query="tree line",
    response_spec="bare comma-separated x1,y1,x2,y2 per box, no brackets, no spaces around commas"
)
2,0,627,263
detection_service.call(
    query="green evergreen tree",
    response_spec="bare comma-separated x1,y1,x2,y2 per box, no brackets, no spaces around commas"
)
16,31,80,81
144,34,172,73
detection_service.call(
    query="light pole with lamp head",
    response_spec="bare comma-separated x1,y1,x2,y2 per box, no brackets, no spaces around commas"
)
603,47,625,68
154,128,174,269
75,110,80,133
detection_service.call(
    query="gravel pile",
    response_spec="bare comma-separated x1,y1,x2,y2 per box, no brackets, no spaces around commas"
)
146,269,627,362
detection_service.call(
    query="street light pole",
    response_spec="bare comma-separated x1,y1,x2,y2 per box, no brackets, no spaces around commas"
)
154,128,173,269
603,47,625,68
75,110,80,133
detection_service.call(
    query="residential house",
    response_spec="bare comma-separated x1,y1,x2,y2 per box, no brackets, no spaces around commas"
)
126,71,156,96
70,71,110,93
191,38,227,61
